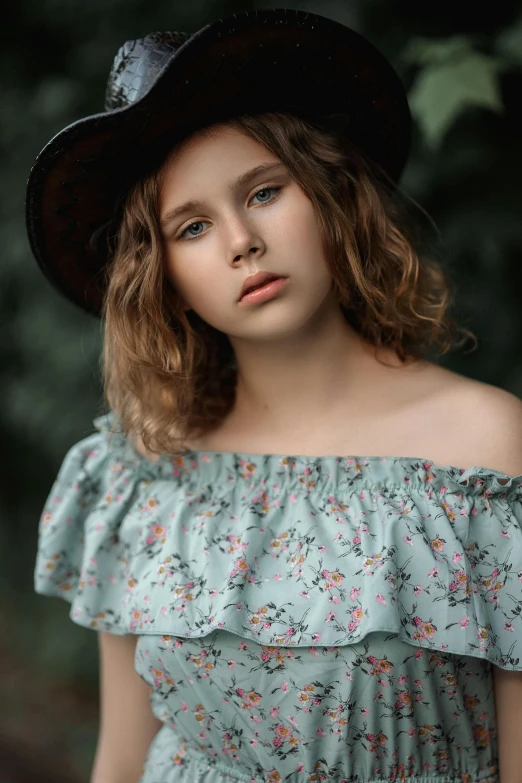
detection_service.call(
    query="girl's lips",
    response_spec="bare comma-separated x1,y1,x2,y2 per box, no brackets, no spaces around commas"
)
238,276,288,305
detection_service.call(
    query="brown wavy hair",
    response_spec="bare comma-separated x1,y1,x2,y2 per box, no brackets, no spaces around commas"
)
101,111,477,457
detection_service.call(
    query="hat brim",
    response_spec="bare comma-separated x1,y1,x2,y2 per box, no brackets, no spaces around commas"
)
25,8,411,316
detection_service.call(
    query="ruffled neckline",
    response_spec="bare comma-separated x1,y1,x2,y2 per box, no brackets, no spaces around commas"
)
93,411,522,498
34,409,522,662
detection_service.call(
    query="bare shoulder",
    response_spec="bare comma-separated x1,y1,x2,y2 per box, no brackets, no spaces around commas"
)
445,372,522,476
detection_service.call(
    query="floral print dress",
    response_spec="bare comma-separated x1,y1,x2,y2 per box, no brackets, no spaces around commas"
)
34,411,522,783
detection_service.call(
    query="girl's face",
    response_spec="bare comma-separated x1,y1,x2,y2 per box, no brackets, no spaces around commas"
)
159,124,337,342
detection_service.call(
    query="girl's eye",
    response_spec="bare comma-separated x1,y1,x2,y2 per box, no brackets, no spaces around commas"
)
177,186,282,241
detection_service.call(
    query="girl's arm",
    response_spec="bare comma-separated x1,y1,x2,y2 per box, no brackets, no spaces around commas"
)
90,631,163,783
492,666,522,783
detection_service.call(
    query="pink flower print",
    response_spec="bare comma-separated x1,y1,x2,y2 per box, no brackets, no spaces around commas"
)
311,633,321,642
274,724,291,739
348,620,357,631
282,681,289,692
270,707,280,718
326,611,336,622
316,728,326,737
500,529,510,538
236,602,243,610
350,587,360,600
250,738,258,747
296,762,304,773
428,567,439,578
329,595,341,605
228,660,237,669
417,620,435,639
352,535,361,544
452,552,463,565
460,616,470,627
431,538,445,553
449,581,458,592
289,493,297,504
273,574,282,581
181,701,188,710
376,594,387,606
413,616,422,627
413,585,423,596
300,591,310,599
236,688,245,697
403,535,413,547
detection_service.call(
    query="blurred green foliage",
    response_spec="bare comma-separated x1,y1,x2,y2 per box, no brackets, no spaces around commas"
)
1,0,521,780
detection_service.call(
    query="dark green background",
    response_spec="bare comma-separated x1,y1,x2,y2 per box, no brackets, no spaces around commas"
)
2,1,521,780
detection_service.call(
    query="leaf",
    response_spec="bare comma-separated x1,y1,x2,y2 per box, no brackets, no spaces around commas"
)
401,36,471,67
408,49,505,148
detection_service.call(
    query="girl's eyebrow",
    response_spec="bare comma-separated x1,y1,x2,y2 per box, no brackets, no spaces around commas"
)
160,161,287,228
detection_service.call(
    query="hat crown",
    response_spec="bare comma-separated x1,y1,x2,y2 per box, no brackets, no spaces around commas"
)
104,31,191,111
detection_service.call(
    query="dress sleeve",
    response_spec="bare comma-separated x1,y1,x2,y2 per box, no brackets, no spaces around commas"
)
34,412,144,634
438,466,522,670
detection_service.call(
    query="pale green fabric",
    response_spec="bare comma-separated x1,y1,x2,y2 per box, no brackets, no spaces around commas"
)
34,411,522,782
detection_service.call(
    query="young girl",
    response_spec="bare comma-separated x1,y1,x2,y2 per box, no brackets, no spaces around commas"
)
27,9,522,783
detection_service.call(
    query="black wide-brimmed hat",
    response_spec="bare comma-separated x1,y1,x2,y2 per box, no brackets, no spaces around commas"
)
25,7,412,317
